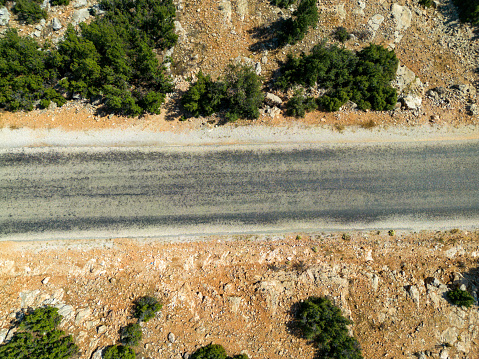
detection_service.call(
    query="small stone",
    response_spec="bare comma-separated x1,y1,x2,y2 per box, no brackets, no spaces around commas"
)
459,284,467,291
97,325,107,334
168,332,175,343
52,18,62,31
33,31,41,38
75,308,92,325
0,7,11,26
42,277,50,284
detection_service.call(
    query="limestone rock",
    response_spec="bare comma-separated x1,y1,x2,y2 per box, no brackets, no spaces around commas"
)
0,328,9,344
74,0,88,8
75,307,92,325
368,14,384,35
20,290,40,308
236,0,248,21
72,9,90,25
91,347,104,359
168,332,175,343
391,4,412,31
265,93,282,106
406,285,420,305
52,18,62,31
97,325,107,334
402,94,422,110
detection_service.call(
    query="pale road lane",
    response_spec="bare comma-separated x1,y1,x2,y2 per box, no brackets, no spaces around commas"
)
1,140,479,240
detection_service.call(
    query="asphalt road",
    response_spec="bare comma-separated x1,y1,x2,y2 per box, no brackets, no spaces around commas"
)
1,140,479,239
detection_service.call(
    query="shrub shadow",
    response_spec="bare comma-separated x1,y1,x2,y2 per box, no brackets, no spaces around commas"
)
248,18,288,52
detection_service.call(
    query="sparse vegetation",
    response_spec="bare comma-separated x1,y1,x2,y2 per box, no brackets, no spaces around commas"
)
294,296,363,359
270,0,295,8
50,0,70,5
278,0,318,45
277,42,398,112
333,26,350,43
447,289,475,308
419,0,435,8
0,306,78,359
190,343,249,359
388,230,395,236
133,296,162,322
120,323,143,347
103,344,136,359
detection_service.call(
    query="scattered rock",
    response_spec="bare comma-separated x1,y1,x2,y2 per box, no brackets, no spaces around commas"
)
406,285,420,305
401,94,422,110
55,304,74,320
228,296,242,313
19,290,40,308
33,31,41,38
74,0,88,8
265,93,282,106
72,9,91,26
97,325,107,334
439,349,449,359
52,18,62,31
391,4,412,31
91,347,104,359
368,14,384,36
168,332,176,343
0,328,9,344
75,307,92,325
468,104,479,117
42,277,50,285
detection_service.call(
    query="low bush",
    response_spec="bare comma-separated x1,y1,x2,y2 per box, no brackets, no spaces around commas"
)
190,344,249,359
333,26,350,43
51,0,70,6
270,0,295,8
182,64,264,122
453,0,479,25
278,0,318,45
277,42,398,112
295,296,363,359
447,289,475,308
419,0,435,8
120,323,142,347
13,0,47,24
103,345,136,359
133,296,162,322
286,90,317,117
0,306,78,359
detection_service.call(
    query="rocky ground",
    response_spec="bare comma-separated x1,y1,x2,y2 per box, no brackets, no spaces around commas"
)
1,0,479,131
0,230,478,359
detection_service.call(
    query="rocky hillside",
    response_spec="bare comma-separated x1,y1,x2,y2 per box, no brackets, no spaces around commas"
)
0,0,478,129
0,230,478,359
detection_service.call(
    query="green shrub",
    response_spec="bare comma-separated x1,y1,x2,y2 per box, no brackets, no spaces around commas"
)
50,0,70,5
228,355,249,359
133,296,162,322
120,323,142,347
182,71,226,117
270,0,295,8
388,229,395,236
286,90,317,117
223,64,264,122
333,26,350,43
191,344,227,359
0,306,78,359
453,0,479,25
447,289,475,308
277,42,398,112
19,307,62,333
103,345,136,359
419,0,435,8
0,0,6,6
279,0,318,45
295,296,363,359
13,0,47,24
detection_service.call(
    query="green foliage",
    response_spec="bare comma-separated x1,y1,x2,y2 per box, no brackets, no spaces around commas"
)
419,0,435,8
0,29,63,112
0,306,78,359
182,64,264,121
228,355,249,359
447,289,475,308
270,0,295,8
223,64,264,122
295,296,363,359
103,345,136,359
453,0,479,25
191,344,227,359
279,0,318,45
333,26,350,43
277,43,398,112
50,0,70,5
133,296,162,322
13,0,47,24
181,71,226,117
0,0,5,5
1,0,177,115
120,323,142,347
19,307,62,333
286,90,317,117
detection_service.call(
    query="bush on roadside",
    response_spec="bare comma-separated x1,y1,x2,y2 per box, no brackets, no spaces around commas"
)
120,323,143,347
277,42,398,112
295,296,363,359
181,71,226,117
133,296,162,322
286,90,317,117
13,0,47,24
447,289,475,308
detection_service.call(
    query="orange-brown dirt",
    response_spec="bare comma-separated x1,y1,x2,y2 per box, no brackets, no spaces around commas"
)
1,230,478,359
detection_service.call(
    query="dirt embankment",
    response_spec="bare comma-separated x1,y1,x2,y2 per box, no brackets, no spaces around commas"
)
0,230,478,359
